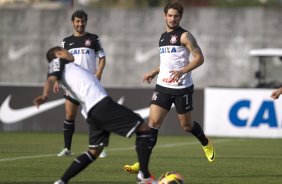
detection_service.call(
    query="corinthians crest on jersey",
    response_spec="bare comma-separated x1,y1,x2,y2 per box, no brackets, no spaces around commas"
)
170,35,178,44
84,39,92,47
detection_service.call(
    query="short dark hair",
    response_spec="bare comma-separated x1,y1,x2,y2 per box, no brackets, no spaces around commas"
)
164,1,184,18
71,9,88,21
46,46,63,63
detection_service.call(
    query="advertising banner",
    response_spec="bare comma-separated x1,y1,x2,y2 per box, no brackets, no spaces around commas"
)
204,88,282,138
0,85,204,135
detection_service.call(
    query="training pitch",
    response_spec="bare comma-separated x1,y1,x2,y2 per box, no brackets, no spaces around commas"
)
0,132,281,184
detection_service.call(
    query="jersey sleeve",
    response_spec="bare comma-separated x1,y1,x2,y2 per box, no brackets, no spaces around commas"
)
47,58,65,80
61,38,66,48
94,36,106,58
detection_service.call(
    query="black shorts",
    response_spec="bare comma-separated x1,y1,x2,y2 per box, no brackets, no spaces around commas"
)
151,84,194,114
86,97,143,148
64,93,80,106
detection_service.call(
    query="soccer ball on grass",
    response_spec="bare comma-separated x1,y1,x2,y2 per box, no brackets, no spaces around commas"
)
158,171,184,184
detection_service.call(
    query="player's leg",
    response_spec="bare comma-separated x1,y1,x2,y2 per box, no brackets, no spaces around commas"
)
124,105,167,174
124,97,170,174
87,97,157,183
173,85,215,162
177,112,208,144
54,119,108,184
135,122,158,184
124,105,167,173
64,98,79,150
177,112,215,162
58,97,79,156
54,147,103,184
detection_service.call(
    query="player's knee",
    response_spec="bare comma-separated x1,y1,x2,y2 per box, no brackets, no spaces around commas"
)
88,147,103,158
148,121,161,129
136,123,149,134
65,111,76,120
65,104,78,119
181,122,193,131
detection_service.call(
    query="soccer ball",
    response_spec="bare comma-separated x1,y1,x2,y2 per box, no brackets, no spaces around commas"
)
158,171,184,184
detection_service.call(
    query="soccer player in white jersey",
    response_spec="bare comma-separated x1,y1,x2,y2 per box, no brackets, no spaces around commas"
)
124,1,215,174
33,46,158,184
55,10,107,157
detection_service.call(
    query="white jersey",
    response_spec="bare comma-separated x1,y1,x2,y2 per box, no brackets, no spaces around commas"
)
157,26,193,89
48,58,107,118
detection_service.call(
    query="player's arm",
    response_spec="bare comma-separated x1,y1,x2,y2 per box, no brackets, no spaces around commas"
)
94,36,106,81
53,81,60,93
143,67,160,84
33,76,58,108
170,31,204,81
95,56,106,81
271,87,282,99
34,57,64,108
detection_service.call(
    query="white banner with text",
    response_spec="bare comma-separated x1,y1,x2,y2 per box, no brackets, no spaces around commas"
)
204,88,282,138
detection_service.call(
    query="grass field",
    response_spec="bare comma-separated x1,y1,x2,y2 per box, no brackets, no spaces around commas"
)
0,132,281,184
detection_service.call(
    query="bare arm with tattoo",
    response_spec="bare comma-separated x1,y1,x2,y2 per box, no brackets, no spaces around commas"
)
169,31,204,81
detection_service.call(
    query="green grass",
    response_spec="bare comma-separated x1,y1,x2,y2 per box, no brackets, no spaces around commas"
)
0,132,281,184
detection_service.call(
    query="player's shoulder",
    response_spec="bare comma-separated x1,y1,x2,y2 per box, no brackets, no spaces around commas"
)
85,32,100,39
178,26,188,32
160,26,188,36
63,34,74,41
175,27,189,37
160,31,166,37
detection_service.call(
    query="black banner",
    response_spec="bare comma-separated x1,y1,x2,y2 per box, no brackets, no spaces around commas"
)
0,85,203,135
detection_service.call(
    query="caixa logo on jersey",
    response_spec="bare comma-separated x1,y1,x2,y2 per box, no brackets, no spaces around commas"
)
229,99,280,128
69,49,90,55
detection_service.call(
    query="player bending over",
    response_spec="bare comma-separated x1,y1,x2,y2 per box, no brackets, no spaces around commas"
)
33,46,158,184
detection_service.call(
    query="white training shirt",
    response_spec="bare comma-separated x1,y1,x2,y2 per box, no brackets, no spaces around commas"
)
157,26,193,89
48,58,107,118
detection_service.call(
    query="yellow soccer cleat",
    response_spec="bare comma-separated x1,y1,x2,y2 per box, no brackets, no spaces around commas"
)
123,162,140,174
202,139,215,162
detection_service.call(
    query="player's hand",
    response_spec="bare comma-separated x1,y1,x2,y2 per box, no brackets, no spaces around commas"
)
33,96,47,108
53,81,60,94
169,70,184,82
143,73,154,84
95,73,102,81
271,89,282,99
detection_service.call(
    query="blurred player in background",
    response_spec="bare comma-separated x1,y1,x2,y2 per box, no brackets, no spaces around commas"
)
34,46,158,184
271,87,282,99
124,0,215,174
55,10,107,157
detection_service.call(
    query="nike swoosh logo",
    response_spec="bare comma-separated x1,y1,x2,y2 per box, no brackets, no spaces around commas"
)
117,96,125,105
134,107,150,119
117,96,150,119
210,151,215,160
134,104,175,119
8,45,33,61
134,47,158,64
0,95,65,124
0,95,158,124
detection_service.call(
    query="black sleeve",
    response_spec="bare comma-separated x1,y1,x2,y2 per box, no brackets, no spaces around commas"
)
47,58,65,80
93,35,104,52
